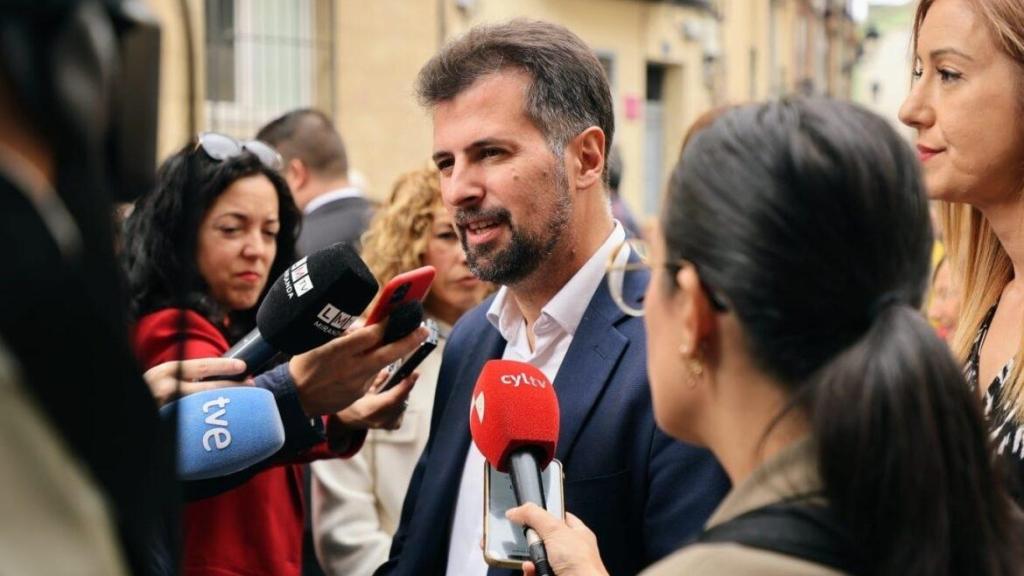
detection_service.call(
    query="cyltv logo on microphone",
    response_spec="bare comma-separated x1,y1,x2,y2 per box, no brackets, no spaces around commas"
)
500,372,547,388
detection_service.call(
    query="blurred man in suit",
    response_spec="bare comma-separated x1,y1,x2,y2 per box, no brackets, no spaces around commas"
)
258,109,373,255
0,1,170,573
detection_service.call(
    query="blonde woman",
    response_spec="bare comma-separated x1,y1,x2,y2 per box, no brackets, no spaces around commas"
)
310,168,486,575
899,0,1024,504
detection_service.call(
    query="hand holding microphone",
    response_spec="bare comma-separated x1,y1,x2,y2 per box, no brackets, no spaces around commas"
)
163,243,426,480
470,360,561,576
219,241,427,416
222,242,380,374
505,504,608,576
161,326,423,481
144,357,248,407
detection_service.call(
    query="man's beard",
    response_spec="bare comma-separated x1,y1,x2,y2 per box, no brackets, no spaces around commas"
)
456,164,572,286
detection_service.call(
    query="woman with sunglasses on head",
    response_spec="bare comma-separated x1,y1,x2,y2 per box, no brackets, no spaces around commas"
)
122,134,425,576
507,99,1023,576
899,0,1024,505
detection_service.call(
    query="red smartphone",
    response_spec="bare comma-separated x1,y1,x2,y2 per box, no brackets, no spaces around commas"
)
364,266,436,325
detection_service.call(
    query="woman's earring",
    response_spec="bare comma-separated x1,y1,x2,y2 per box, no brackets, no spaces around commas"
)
681,341,704,388
678,340,692,356
687,357,704,377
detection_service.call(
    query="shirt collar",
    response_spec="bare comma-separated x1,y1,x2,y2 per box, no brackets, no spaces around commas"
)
486,222,625,341
303,186,363,215
427,316,453,340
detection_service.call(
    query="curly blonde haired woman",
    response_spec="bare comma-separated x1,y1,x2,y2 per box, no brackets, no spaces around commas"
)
310,167,486,575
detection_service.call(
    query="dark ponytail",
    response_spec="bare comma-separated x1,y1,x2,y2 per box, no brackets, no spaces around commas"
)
665,98,1022,576
813,305,1019,575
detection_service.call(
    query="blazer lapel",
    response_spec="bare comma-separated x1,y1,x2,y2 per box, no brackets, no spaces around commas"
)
414,323,507,538
431,325,506,478
552,264,648,463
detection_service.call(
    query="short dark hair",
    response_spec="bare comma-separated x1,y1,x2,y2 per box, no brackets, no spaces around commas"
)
416,19,614,167
122,143,300,341
257,108,348,179
606,146,622,193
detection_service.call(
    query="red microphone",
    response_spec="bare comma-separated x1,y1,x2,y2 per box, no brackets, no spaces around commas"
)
469,359,559,576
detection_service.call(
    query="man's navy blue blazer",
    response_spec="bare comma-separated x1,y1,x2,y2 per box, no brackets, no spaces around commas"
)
376,266,730,576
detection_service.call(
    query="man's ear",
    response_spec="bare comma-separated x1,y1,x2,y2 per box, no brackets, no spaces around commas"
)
569,126,605,191
286,158,308,191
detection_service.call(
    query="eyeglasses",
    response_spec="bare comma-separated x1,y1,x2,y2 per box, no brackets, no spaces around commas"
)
605,239,729,317
196,132,284,172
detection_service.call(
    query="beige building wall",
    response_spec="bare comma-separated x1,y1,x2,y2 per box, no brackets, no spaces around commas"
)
335,0,441,200
641,2,718,203
149,0,862,214
148,0,205,162
720,0,774,102
827,3,859,98
772,0,799,94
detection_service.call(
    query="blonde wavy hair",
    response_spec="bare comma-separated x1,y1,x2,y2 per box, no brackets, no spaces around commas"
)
914,0,1024,415
360,167,444,303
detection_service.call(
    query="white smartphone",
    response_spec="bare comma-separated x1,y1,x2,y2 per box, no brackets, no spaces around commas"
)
482,459,565,569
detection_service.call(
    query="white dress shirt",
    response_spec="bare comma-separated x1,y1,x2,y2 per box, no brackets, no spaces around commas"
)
444,223,625,575
303,185,363,215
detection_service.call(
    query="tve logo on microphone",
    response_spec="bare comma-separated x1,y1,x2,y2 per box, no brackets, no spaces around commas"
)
500,372,547,388
164,388,286,480
202,396,232,451
283,257,314,298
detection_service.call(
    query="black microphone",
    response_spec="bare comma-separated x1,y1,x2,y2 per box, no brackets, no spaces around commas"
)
223,242,378,373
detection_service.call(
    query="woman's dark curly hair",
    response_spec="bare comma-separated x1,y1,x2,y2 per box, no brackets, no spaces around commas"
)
122,141,301,343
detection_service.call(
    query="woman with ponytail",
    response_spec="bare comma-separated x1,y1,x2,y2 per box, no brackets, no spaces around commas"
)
507,98,1023,575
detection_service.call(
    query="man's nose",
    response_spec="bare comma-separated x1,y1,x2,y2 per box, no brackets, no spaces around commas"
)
443,160,485,210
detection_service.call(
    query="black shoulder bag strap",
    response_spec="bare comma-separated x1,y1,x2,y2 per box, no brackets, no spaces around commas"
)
695,501,865,575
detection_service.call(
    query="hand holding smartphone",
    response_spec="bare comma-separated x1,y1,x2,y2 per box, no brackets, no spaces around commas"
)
380,319,440,393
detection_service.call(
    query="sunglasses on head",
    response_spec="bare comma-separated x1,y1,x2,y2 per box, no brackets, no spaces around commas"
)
195,132,284,172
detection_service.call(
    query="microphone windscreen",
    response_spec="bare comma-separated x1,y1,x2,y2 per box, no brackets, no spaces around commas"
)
469,360,559,473
161,387,285,480
257,242,378,354
381,300,424,344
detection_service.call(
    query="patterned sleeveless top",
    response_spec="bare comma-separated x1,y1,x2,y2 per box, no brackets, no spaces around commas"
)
965,306,1024,505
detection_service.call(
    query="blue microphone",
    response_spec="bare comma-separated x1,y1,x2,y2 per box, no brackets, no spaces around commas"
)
161,387,285,480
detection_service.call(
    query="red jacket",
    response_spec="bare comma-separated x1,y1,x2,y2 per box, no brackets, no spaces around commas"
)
134,308,354,576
